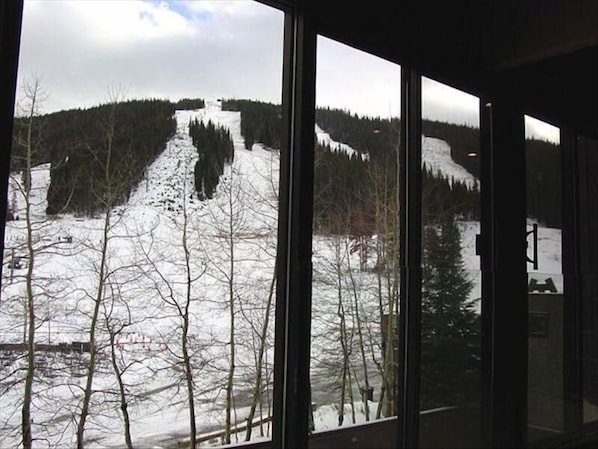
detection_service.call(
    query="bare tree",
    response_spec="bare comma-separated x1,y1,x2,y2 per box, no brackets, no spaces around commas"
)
203,167,247,445
242,257,276,441
344,236,372,421
138,164,208,449
101,263,153,449
75,89,131,448
10,77,47,449
367,153,401,419
239,149,279,441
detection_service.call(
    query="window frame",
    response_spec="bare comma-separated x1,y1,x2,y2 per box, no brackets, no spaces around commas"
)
1,1,596,448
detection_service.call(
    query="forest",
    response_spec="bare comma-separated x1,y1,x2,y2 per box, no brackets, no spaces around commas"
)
11,97,559,227
226,101,560,229
189,118,235,200
2,97,556,447
10,98,207,217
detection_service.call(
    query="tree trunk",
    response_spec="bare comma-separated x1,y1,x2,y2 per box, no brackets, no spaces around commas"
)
245,259,276,441
21,81,40,449
107,325,133,449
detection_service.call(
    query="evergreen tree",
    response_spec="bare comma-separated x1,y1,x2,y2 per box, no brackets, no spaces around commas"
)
420,215,480,410
189,119,234,200
45,99,176,216
221,99,281,150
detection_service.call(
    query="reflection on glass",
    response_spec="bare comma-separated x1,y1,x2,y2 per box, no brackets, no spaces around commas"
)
578,135,598,425
528,273,565,438
1,1,283,448
310,36,401,446
582,275,598,424
525,116,565,442
420,77,481,448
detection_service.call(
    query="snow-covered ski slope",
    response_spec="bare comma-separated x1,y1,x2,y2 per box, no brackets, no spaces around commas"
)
1,101,562,448
422,135,478,188
2,101,282,448
315,124,367,159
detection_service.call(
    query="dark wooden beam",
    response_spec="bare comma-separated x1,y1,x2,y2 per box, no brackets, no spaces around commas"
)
398,66,422,449
480,98,528,448
484,0,598,71
0,0,23,280
272,4,317,448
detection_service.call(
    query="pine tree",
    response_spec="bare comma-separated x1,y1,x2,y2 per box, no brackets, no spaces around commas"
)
420,215,480,410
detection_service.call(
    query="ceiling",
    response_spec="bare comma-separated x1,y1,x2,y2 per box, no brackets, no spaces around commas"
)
275,0,598,138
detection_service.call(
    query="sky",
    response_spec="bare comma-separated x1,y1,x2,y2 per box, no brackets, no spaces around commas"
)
15,0,558,142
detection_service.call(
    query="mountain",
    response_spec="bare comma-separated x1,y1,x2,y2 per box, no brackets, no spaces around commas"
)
1,99,562,448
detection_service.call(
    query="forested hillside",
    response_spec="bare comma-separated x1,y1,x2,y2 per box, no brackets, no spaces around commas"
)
526,139,561,228
10,99,205,217
10,97,560,227
189,119,234,200
221,99,281,150
3,99,564,447
224,101,483,232
226,101,560,228
315,107,400,160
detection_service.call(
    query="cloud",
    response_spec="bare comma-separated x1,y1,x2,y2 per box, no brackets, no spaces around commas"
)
525,115,560,143
316,36,401,119
422,77,479,127
15,0,559,143
16,0,285,113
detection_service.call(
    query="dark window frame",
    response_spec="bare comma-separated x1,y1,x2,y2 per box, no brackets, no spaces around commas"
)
1,1,596,448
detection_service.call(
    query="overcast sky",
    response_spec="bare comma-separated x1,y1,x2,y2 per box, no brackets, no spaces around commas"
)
16,0,558,142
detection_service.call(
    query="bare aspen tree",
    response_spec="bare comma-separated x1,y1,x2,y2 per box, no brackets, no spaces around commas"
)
76,90,127,448
204,167,245,445
103,285,134,449
242,257,276,441
344,236,371,421
102,269,152,449
311,231,358,427
180,190,200,449
3,77,81,448
334,235,355,425
16,77,46,449
241,149,279,441
367,149,401,419
138,161,206,449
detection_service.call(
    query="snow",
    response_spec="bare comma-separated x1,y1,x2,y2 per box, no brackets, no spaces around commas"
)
2,101,280,448
315,124,367,160
1,101,563,448
422,135,478,188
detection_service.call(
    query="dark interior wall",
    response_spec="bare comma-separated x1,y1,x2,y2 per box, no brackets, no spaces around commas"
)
578,136,598,412
278,0,597,139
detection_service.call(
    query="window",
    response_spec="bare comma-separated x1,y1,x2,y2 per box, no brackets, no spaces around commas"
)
309,35,401,446
419,77,481,448
1,1,284,447
2,2,596,449
524,116,566,443
575,135,598,428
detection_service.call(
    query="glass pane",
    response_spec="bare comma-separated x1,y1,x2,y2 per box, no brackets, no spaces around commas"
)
525,116,566,442
582,275,598,425
309,35,401,447
577,135,598,426
1,1,283,448
420,77,481,448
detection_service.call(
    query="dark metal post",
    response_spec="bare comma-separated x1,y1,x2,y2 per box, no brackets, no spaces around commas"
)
397,66,422,449
0,0,24,280
272,5,316,449
560,128,583,437
479,98,527,448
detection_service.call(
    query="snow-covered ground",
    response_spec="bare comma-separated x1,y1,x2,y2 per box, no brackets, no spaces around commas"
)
315,124,366,160
422,136,478,188
1,102,562,448
2,101,281,448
